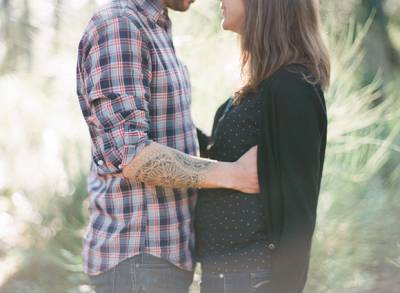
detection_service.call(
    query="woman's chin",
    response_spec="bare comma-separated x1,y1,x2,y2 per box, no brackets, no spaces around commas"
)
221,20,231,31
221,19,241,34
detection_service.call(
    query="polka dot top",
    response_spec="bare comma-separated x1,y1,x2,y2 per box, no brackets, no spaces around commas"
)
195,94,271,273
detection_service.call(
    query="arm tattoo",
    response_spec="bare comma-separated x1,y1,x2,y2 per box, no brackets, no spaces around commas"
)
134,145,214,188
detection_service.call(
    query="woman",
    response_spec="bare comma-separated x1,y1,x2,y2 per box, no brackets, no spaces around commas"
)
195,0,330,292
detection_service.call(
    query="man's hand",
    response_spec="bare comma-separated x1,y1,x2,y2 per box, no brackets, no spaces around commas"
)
231,146,260,194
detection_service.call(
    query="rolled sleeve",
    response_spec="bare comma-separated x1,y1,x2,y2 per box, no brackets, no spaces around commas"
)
79,16,153,175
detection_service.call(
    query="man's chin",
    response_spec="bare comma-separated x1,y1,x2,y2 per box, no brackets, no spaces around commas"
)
166,0,194,12
178,5,191,12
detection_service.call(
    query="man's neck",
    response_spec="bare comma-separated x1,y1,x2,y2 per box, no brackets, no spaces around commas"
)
158,0,167,9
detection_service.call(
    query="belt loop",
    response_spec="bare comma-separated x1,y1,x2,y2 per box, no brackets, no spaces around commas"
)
223,273,226,293
130,257,138,293
112,266,116,293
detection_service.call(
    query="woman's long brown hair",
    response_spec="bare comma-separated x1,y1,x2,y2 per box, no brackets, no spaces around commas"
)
235,0,330,103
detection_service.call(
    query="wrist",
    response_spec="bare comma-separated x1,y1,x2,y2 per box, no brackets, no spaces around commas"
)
198,160,240,190
220,161,240,190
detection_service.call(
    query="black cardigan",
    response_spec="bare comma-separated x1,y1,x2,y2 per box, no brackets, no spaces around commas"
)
257,66,327,292
197,65,327,292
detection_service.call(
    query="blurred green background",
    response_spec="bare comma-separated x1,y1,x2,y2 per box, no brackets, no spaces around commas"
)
0,0,400,292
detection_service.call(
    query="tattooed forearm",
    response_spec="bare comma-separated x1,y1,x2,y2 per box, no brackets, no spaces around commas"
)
125,142,215,188
173,151,213,169
122,142,259,193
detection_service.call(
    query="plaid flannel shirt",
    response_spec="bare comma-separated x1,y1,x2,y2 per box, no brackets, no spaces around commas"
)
76,0,199,276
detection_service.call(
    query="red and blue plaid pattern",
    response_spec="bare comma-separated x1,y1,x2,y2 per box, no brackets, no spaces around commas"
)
76,0,199,276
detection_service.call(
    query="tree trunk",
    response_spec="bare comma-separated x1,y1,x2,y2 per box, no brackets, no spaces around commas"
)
358,0,400,82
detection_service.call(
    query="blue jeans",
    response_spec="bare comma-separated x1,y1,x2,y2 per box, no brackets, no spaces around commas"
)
200,270,271,293
89,254,193,293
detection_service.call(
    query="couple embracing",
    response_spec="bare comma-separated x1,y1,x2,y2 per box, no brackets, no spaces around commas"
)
76,0,329,292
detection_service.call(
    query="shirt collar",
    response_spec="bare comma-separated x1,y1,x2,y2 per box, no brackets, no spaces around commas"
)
133,0,167,24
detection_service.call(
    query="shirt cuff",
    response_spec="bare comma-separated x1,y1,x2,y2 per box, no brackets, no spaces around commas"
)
93,136,152,175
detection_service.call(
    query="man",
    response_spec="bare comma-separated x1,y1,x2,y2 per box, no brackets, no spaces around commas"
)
76,0,259,292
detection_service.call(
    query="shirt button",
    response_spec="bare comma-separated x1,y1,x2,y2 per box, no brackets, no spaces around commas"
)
97,160,104,166
219,273,224,279
268,243,276,250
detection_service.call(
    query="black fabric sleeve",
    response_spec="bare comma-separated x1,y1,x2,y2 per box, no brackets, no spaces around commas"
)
197,99,232,158
197,128,210,158
258,75,327,293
